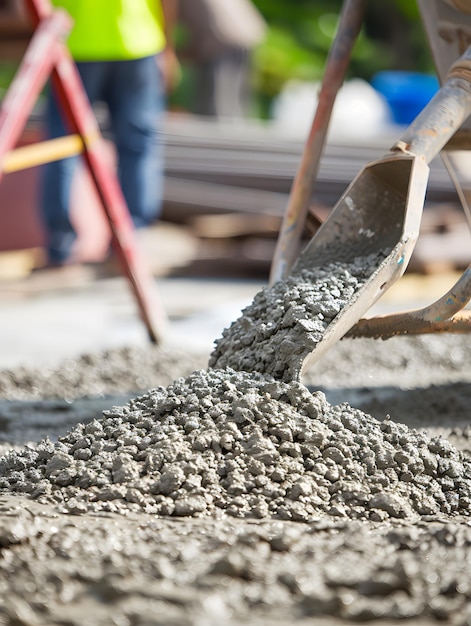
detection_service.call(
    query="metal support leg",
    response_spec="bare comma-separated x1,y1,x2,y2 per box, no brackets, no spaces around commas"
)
0,0,167,342
269,0,367,285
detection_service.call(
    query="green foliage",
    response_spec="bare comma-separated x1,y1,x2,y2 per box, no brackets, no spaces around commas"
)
252,26,325,98
249,0,400,114
250,0,431,116
0,62,18,94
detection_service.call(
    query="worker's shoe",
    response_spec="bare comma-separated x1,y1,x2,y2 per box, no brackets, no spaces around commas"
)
84,254,121,279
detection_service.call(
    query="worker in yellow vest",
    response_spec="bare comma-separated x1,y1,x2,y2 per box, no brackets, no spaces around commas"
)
40,0,178,267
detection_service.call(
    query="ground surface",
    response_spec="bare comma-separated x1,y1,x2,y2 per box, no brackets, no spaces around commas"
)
0,332,471,625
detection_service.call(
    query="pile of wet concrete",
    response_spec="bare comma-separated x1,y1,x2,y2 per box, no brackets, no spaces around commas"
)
1,367,470,522
3,256,471,524
1,335,471,625
1,258,471,625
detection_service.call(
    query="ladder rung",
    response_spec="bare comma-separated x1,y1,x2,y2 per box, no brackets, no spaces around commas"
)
2,134,84,173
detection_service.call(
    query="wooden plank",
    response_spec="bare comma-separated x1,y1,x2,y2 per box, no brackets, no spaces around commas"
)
189,212,281,239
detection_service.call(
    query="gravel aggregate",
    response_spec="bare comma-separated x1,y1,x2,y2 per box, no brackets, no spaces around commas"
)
1,271,471,624
1,368,471,523
210,253,387,381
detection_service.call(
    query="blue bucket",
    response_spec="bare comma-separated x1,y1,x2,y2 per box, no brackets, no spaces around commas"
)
372,71,440,125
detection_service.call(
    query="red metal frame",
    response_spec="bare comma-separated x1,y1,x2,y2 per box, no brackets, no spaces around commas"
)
0,0,167,342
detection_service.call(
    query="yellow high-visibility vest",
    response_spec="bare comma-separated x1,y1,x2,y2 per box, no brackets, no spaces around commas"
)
51,0,166,61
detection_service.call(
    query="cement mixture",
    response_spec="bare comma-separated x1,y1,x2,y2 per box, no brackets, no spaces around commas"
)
210,254,388,381
1,368,471,522
1,317,471,623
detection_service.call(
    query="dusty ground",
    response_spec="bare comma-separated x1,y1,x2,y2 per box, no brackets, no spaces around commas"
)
1,334,471,625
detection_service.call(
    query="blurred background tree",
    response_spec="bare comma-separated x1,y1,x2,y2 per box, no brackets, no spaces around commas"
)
170,0,435,118
0,0,435,120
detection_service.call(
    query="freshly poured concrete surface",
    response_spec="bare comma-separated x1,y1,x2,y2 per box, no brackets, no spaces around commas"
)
1,263,471,624
1,334,471,624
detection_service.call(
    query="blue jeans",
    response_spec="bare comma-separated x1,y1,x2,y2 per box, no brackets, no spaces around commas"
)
40,56,165,263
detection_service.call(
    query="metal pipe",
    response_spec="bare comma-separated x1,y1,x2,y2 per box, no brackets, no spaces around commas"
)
347,308,471,340
269,0,367,285
3,134,85,172
392,48,471,163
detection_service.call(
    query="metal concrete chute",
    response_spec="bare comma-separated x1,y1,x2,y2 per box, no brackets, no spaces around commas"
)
210,2,471,383
341,0,471,341
291,154,428,273
284,48,471,375
258,0,471,380
290,154,429,372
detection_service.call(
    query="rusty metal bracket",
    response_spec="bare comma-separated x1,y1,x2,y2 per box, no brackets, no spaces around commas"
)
347,266,471,340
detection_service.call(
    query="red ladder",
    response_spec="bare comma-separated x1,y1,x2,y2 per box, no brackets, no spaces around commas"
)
0,0,167,342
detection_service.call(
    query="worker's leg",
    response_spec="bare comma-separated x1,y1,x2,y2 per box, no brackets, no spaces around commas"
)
39,87,79,264
107,56,165,227
194,60,218,117
213,47,250,118
39,62,107,264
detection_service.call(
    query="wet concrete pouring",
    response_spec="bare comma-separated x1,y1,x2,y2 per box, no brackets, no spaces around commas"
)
1,262,471,625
